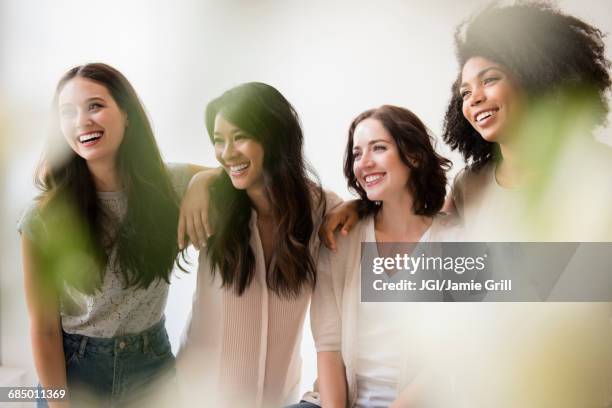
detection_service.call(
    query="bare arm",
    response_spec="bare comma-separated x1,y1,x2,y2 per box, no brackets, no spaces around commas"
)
177,166,223,250
317,351,347,408
318,200,359,252
22,237,69,408
186,164,211,178
390,369,437,408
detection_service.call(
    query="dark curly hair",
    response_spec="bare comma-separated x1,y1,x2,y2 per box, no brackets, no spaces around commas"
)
344,105,451,218
205,82,324,298
442,1,611,169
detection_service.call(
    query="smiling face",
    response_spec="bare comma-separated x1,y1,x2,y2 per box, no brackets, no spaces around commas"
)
213,113,265,192
352,118,411,203
58,77,127,164
459,56,523,143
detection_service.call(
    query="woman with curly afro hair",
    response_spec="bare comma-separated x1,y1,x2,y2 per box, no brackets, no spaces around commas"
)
443,1,612,239
435,5,612,408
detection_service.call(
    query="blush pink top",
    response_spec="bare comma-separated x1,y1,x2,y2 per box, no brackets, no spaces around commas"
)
177,191,341,407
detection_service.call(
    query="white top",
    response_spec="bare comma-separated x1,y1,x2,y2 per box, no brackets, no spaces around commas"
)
436,162,612,406
177,190,341,408
354,225,433,407
18,163,191,337
311,215,457,407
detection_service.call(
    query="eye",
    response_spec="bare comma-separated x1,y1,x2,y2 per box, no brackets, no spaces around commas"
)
353,150,362,160
483,76,500,85
373,144,387,152
213,137,225,145
233,132,250,142
460,89,471,100
88,102,103,111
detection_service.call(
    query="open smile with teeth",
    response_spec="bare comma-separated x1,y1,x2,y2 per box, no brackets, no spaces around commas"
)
79,131,103,144
475,109,498,123
229,162,250,174
364,173,385,187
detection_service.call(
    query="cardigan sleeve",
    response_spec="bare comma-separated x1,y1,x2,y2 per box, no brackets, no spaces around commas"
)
311,245,342,352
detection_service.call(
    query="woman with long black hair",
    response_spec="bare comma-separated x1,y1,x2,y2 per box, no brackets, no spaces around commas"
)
177,82,341,408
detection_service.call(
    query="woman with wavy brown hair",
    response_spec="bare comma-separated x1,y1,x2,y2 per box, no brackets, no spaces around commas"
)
177,82,340,408
298,105,453,408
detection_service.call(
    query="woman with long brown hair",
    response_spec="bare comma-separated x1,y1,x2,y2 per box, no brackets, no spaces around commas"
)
177,82,340,408
19,63,207,407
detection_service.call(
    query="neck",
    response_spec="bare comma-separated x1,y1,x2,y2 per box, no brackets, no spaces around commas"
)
247,185,273,218
375,190,432,241
496,140,536,188
86,158,122,192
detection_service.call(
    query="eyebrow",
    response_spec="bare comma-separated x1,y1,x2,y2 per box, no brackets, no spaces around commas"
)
86,96,105,102
459,66,504,89
213,129,246,137
59,96,106,108
353,139,390,149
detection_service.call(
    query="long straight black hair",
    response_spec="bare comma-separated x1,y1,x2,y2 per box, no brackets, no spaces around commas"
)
36,63,181,291
205,82,324,298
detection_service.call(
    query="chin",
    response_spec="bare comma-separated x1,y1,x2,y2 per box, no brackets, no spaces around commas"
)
230,181,247,190
366,191,384,202
479,130,500,143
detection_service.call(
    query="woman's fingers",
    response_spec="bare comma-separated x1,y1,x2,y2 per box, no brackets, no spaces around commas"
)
178,210,188,250
201,210,213,239
185,214,198,250
192,212,206,249
319,200,360,251
341,211,359,235
319,213,341,252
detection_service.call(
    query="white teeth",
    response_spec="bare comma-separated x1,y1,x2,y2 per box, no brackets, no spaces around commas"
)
230,163,249,172
476,110,496,122
79,132,103,143
365,174,384,183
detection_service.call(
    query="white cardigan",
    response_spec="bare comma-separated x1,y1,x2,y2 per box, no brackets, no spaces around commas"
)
310,215,456,406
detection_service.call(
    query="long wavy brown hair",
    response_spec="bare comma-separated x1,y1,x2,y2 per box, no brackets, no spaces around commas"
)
205,82,324,298
35,63,182,292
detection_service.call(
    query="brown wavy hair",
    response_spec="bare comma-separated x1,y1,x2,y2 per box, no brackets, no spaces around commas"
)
205,82,324,298
344,105,451,218
35,63,182,292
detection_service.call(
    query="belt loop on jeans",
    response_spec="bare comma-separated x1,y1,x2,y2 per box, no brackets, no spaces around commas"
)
77,335,88,358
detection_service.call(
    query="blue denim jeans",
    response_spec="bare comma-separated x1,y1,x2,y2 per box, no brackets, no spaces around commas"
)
285,402,320,408
37,318,175,407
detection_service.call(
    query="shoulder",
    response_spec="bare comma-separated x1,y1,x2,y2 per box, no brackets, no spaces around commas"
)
17,199,44,240
308,185,343,220
322,189,343,212
429,212,462,241
451,163,495,205
333,216,370,258
452,163,494,189
165,162,191,198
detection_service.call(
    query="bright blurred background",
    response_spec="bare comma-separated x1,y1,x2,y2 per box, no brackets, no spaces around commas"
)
1,0,611,402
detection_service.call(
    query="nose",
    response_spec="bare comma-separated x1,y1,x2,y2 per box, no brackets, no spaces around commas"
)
355,150,375,173
221,140,237,161
76,109,93,129
470,85,485,106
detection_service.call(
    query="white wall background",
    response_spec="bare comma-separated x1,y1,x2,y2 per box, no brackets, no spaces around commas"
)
1,0,611,395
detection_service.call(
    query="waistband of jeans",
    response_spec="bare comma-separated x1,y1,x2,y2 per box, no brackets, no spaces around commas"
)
63,317,167,349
